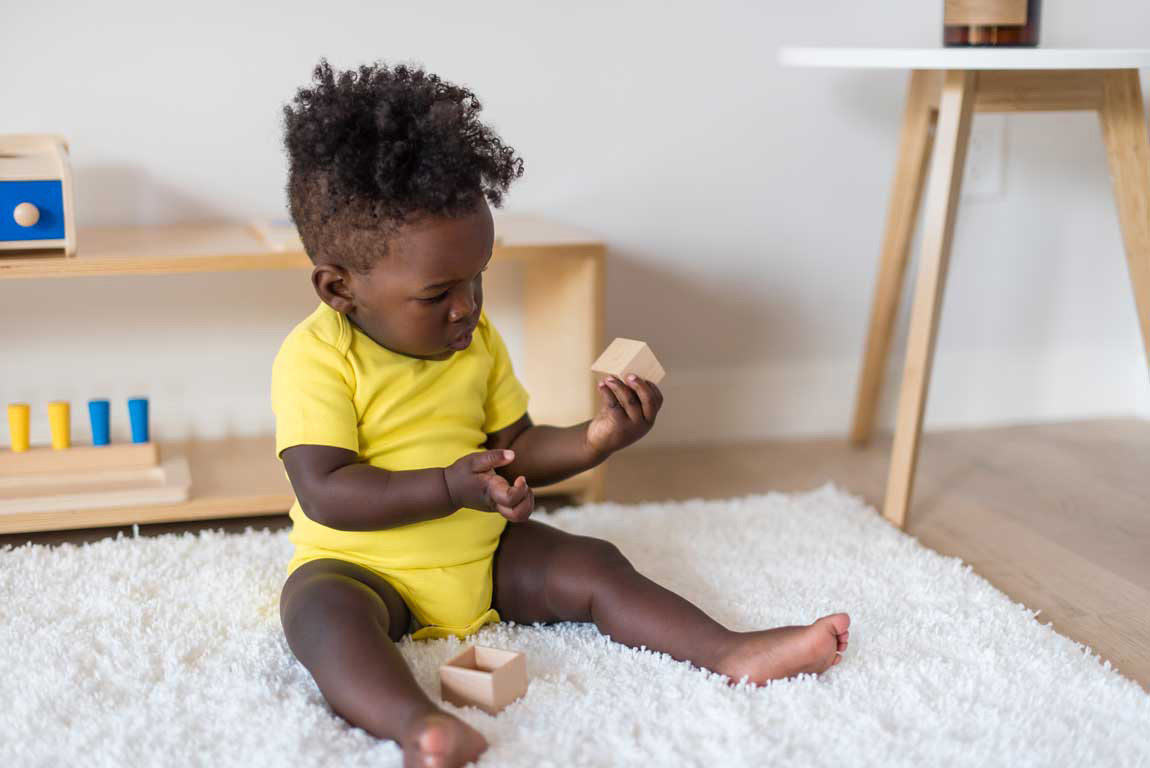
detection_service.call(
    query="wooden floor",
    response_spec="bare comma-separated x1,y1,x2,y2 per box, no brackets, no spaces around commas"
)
3,419,1147,690
601,419,1150,691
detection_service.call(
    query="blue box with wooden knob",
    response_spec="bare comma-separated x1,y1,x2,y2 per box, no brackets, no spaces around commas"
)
0,134,76,257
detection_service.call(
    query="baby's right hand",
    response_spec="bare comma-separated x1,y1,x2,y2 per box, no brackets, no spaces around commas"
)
443,450,535,522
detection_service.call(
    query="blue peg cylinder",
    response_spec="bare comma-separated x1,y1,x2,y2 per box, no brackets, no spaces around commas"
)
127,397,149,443
88,399,110,445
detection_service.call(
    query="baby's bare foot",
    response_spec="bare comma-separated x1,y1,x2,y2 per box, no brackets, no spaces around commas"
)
402,712,487,768
713,613,850,685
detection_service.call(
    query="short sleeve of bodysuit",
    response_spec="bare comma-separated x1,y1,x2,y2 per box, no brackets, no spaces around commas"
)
271,331,360,459
480,316,529,433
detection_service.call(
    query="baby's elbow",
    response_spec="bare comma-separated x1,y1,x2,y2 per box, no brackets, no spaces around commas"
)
292,476,339,528
297,493,331,527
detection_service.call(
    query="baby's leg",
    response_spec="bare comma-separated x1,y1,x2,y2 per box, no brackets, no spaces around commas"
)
280,558,486,768
493,522,849,685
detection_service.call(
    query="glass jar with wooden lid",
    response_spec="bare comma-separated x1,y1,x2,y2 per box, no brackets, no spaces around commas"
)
944,0,1042,47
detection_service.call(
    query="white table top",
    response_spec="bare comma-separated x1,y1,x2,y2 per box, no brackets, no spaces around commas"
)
778,47,1150,70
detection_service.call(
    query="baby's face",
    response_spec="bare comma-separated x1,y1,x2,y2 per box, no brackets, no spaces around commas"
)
328,200,494,361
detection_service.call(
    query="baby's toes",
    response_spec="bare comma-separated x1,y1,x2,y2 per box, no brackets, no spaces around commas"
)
814,613,850,667
404,713,487,768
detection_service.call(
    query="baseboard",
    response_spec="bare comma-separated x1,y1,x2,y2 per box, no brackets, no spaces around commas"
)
643,344,1150,446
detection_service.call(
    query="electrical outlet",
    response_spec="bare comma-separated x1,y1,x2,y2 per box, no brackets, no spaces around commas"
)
962,115,1005,200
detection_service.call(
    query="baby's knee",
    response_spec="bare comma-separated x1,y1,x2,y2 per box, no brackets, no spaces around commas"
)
541,536,633,618
573,536,632,576
282,574,391,652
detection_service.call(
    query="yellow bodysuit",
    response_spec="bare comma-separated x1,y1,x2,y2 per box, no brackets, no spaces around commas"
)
270,302,529,639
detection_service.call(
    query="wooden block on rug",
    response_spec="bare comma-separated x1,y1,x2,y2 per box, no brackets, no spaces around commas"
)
440,645,528,715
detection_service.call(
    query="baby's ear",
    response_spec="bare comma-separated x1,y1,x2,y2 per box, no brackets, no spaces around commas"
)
312,264,355,313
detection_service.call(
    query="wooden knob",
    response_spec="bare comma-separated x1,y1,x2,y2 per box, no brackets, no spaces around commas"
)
13,202,40,228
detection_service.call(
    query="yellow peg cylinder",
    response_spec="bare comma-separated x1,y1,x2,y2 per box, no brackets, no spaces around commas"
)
48,401,71,451
7,403,30,452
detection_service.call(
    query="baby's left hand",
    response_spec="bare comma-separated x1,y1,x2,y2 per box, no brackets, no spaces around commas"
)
586,375,663,458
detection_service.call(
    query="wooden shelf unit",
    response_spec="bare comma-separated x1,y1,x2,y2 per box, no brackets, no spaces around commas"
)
0,215,606,533
0,214,606,279
0,436,599,534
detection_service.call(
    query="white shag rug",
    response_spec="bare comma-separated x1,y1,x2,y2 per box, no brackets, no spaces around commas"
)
2,485,1149,767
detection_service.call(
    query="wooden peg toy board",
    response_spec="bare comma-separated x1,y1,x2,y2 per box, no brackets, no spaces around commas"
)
0,442,158,476
0,442,191,515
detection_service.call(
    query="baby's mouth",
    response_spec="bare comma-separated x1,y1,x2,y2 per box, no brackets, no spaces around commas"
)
447,322,477,350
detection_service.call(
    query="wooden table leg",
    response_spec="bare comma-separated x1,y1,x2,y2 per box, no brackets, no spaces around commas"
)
1099,69,1150,376
882,70,977,528
851,70,939,446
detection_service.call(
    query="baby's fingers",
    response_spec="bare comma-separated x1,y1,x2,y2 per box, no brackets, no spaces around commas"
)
499,481,534,522
504,476,528,506
597,379,623,410
604,376,642,422
624,375,661,423
469,449,515,472
509,485,534,522
486,474,514,507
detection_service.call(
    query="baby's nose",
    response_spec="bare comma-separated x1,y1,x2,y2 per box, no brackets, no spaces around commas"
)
450,297,477,322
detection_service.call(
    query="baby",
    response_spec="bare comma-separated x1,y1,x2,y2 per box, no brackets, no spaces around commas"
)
273,59,850,768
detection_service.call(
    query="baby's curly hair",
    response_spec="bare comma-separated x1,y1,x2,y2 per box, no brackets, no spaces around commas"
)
283,59,523,272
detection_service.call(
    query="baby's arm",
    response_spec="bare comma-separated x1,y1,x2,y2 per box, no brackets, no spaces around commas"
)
487,375,663,488
486,415,600,488
282,444,532,530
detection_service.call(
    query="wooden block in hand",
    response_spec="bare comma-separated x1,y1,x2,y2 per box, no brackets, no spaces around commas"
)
591,338,665,385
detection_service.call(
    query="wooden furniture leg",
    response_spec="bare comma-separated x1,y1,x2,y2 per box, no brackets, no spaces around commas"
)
1098,69,1150,376
851,70,939,446
882,70,977,528
523,247,607,502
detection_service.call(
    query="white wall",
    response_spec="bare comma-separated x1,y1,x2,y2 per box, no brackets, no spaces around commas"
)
3,0,1148,449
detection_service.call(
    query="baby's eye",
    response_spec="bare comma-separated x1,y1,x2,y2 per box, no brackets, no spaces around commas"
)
420,290,450,303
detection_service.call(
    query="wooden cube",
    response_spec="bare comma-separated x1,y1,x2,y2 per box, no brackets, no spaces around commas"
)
439,645,527,715
591,338,665,385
